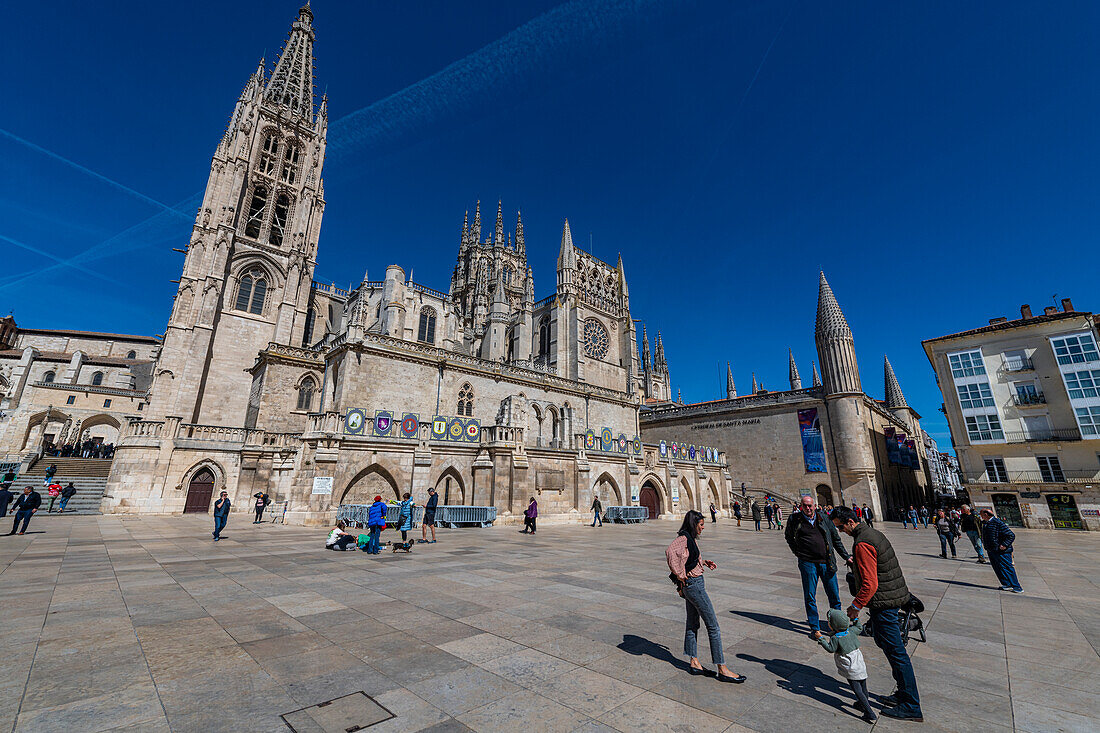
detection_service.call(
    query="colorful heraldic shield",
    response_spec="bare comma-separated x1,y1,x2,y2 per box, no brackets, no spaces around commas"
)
659,440,667,457
670,442,678,458
689,445,696,460
632,436,642,455
400,413,420,439
464,419,481,443
585,430,597,450
679,443,687,459
432,416,448,440
617,434,628,453
447,418,465,441
601,427,613,451
373,410,394,437
344,408,366,435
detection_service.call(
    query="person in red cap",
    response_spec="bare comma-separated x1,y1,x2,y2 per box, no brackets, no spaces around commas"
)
365,495,388,554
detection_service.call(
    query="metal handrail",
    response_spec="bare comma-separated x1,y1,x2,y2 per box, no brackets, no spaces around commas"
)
1003,428,1081,443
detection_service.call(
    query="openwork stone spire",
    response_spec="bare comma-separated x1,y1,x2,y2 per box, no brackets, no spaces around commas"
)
558,219,576,268
788,349,802,390
266,5,317,120
812,360,822,387
751,372,758,393
654,331,668,374
641,325,652,369
726,362,736,398
884,355,908,409
495,200,504,243
815,271,862,395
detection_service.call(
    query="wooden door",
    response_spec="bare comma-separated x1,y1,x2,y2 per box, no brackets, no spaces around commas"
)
184,469,215,513
639,484,660,520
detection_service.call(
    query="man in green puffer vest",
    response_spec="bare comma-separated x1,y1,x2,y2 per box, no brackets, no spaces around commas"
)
832,506,923,723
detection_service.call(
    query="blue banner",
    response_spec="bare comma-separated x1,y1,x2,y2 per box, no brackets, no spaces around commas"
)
798,408,827,473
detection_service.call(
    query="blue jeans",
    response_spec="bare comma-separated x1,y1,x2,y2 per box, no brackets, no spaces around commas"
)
990,551,1022,591
938,531,956,557
682,576,724,665
797,559,841,631
909,516,919,529
591,510,601,527
58,497,70,511
212,514,227,539
367,526,382,553
11,509,33,533
869,607,922,716
965,530,985,560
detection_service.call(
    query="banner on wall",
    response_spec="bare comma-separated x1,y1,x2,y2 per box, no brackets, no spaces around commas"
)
671,481,680,504
345,408,367,435
884,427,898,464
797,408,827,473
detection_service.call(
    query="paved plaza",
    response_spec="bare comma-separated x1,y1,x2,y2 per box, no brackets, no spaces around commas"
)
1,514,1098,733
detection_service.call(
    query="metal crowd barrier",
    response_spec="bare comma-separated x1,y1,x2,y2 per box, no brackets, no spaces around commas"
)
436,505,497,528
605,506,649,523
336,504,424,527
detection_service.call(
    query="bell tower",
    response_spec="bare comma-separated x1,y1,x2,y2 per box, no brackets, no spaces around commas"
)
149,5,327,425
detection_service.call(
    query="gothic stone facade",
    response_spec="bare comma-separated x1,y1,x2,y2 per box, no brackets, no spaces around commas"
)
101,6,724,525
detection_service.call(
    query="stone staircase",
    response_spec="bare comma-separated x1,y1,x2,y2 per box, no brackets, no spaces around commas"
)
15,458,113,515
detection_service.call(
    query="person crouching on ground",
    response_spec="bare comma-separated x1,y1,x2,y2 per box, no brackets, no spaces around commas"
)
832,506,923,722
817,609,876,723
666,510,746,684
366,495,387,554
326,519,356,551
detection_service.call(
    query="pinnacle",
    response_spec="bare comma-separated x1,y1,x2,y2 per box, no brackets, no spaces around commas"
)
816,271,852,339
884,355,908,409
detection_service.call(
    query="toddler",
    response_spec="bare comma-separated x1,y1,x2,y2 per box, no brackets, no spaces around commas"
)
817,609,875,723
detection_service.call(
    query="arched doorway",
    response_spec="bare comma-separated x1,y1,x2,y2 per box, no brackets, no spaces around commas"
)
639,480,662,520
680,477,695,512
815,484,833,508
184,469,216,513
343,464,401,504
592,472,623,505
435,467,465,505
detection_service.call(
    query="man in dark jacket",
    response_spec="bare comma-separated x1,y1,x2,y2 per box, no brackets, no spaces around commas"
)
591,495,603,527
8,487,42,535
0,485,14,518
751,501,762,531
861,503,874,528
785,495,852,639
212,491,231,541
422,488,439,543
980,509,1022,592
959,505,986,563
833,506,922,722
58,482,77,513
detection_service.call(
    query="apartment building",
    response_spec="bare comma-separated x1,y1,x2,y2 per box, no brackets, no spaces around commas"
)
923,298,1099,530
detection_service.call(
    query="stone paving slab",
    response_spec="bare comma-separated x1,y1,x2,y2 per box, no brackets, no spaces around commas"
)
1,515,1099,732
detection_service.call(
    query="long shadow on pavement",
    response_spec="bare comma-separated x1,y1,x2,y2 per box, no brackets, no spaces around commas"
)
736,652,860,715
728,610,806,634
618,634,692,672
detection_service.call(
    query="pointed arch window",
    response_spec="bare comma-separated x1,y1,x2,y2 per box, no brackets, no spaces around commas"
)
259,133,279,177
538,316,551,357
281,145,300,184
244,186,268,239
457,383,474,417
417,306,437,344
43,371,55,383
126,350,136,359
296,377,316,411
91,371,104,386
235,269,268,315
269,194,290,246
503,266,512,285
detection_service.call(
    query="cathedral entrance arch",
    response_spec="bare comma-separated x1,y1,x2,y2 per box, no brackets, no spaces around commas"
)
78,414,122,445
639,478,662,520
184,468,216,513
434,467,465,505
592,472,622,505
680,476,695,512
706,478,721,511
815,484,833,508
343,464,401,504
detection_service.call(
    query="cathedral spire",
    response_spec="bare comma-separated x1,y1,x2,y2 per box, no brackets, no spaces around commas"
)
677,388,683,404
473,200,482,242
558,219,576,269
495,199,504,244
616,254,629,298
812,360,822,387
751,372,758,393
515,210,525,253
654,331,668,374
265,5,317,120
884,355,908,409
815,271,862,395
726,362,736,399
788,348,802,390
641,324,652,369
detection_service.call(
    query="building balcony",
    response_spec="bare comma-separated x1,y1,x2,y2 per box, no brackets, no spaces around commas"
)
965,469,1099,485
1003,427,1081,443
1003,357,1035,372
1012,392,1046,407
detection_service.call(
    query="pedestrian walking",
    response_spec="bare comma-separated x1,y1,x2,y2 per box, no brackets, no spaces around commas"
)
751,501,762,531
817,609,877,723
958,505,986,563
934,509,959,559
46,482,62,513
907,506,919,530
43,463,56,486
0,485,13,518
591,495,603,527
366,495,387,554
1,468,16,489
421,487,438,543
764,502,774,529
58,482,77,513
709,502,717,523
733,501,742,527
773,503,784,530
831,506,923,722
212,491,231,541
862,503,874,528
919,505,930,528
253,492,271,523
325,519,357,550
980,509,1022,593
784,495,852,638
8,487,42,535
521,497,538,534
666,510,746,684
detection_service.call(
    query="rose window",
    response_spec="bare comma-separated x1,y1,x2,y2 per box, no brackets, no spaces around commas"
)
583,318,609,360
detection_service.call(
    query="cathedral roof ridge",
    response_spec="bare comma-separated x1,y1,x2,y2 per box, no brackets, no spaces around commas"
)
13,327,161,344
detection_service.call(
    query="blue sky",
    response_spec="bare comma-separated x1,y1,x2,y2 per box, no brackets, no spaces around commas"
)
3,1,1100,448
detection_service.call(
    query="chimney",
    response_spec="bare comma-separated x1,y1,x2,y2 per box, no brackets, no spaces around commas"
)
1061,297,1074,312
1020,304,1032,319
1044,306,1058,316
989,317,1008,325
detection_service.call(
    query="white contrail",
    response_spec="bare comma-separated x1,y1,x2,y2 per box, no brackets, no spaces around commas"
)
0,233,122,285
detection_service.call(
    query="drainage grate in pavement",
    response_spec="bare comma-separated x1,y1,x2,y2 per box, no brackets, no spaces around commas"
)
281,692,395,733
